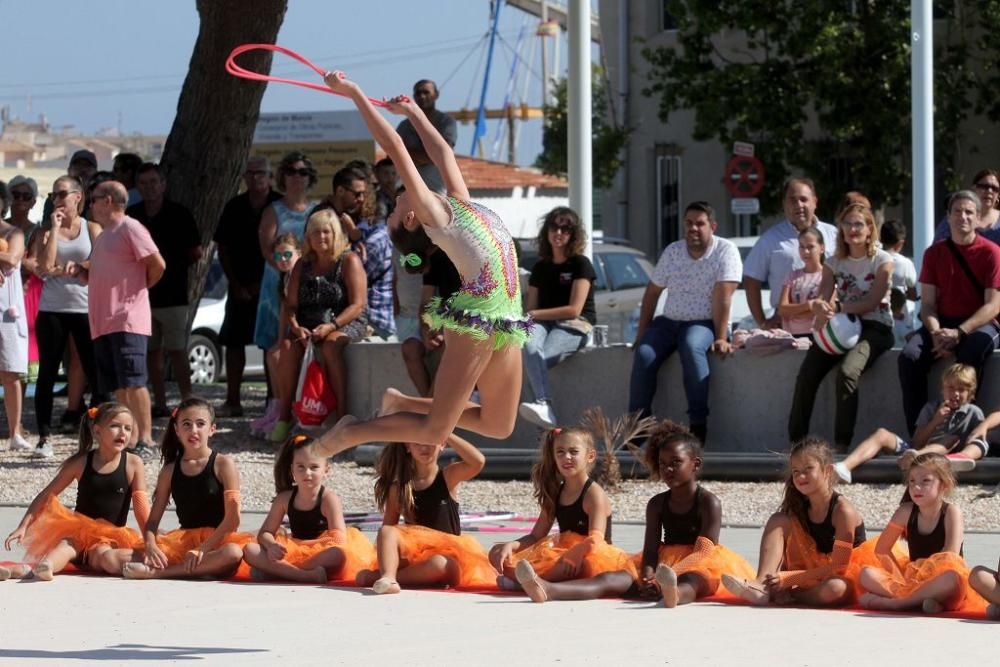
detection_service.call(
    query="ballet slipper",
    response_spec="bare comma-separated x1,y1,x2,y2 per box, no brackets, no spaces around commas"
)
33,562,54,581
2,564,31,580
921,598,944,614
655,564,679,608
721,574,769,606
515,560,548,603
372,577,401,595
122,563,154,580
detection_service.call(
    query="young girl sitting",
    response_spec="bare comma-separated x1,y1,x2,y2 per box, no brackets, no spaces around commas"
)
2,403,148,580
252,232,301,438
242,435,375,583
354,433,497,593
123,398,249,580
858,452,981,614
635,422,755,607
489,428,637,603
722,437,871,607
778,227,825,337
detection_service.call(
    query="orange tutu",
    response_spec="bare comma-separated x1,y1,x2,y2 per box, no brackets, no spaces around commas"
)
512,532,638,581
874,551,987,614
784,517,896,589
275,527,376,582
22,496,142,564
630,543,755,595
393,525,499,589
150,527,254,566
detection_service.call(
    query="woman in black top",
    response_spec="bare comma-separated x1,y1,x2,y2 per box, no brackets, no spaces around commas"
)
519,207,597,429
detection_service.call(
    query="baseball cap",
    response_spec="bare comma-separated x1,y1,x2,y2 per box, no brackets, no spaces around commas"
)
69,150,98,168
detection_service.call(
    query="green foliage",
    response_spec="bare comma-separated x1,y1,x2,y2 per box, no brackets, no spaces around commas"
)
535,67,631,189
642,0,995,218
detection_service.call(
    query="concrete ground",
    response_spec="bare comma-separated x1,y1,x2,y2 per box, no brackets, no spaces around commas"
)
0,506,997,666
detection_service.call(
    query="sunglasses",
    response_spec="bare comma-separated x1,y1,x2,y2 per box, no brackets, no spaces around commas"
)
273,250,295,261
341,187,366,199
975,182,1000,193
49,190,80,200
10,191,34,201
284,167,313,177
548,223,573,234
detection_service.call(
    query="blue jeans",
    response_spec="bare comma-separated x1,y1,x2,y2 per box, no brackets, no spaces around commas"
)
628,317,715,424
523,322,588,402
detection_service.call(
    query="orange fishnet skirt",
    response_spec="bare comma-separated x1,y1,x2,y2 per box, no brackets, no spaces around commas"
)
148,527,254,566
22,496,142,564
873,551,987,614
393,525,499,589
274,527,376,581
630,543,756,596
511,531,638,581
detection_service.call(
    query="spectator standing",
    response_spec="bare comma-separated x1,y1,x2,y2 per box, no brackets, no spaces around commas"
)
627,202,742,443
112,152,144,207
518,207,597,428
6,176,42,385
271,209,368,441
29,176,103,459
374,158,398,222
787,202,894,452
85,181,164,456
43,151,98,224
0,186,30,451
899,190,1000,434
743,178,838,328
214,156,281,416
395,79,458,194
401,247,462,397
127,163,202,417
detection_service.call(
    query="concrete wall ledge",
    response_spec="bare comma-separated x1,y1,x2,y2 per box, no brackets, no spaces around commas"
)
342,343,1000,454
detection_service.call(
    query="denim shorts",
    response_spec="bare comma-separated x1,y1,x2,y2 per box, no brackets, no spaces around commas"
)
93,332,148,393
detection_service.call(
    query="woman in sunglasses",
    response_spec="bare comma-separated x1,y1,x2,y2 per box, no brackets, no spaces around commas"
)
254,151,318,415
311,71,529,459
518,207,596,428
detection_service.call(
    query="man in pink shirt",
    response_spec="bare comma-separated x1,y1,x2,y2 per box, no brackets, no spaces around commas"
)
84,181,165,457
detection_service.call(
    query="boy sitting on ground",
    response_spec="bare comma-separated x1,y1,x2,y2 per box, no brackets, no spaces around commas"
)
833,362,986,483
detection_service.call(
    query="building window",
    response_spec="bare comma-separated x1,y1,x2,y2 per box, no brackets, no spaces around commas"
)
662,1,679,32
655,153,683,248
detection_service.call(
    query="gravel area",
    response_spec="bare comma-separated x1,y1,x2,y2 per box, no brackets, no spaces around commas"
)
3,383,1000,531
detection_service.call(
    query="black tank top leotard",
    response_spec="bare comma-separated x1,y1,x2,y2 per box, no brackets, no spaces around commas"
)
906,502,962,560
660,487,701,546
412,470,461,536
554,478,613,542
75,450,132,526
804,492,866,554
288,486,328,540
171,450,225,529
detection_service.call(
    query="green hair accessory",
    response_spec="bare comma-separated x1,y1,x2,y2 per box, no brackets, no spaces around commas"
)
399,253,423,268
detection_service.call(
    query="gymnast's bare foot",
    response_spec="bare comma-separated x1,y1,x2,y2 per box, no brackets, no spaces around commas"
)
122,562,155,580
655,564,679,608
33,561,54,581
381,388,405,417
372,577,401,595
515,561,549,603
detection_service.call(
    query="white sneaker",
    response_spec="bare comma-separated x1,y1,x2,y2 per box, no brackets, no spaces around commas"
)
833,461,852,484
32,440,54,459
518,400,558,428
8,432,32,452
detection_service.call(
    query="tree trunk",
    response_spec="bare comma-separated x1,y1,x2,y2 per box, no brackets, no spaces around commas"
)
159,0,288,307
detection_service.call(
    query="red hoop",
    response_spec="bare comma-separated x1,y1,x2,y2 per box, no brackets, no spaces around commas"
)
225,43,387,107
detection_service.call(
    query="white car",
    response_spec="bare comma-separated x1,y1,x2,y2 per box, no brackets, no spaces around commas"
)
729,236,770,331
188,258,265,384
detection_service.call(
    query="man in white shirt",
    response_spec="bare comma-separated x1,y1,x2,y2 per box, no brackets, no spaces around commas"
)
742,177,838,328
628,202,743,443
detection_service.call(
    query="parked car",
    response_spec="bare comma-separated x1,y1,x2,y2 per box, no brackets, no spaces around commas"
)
516,237,654,344
188,256,265,384
729,236,770,331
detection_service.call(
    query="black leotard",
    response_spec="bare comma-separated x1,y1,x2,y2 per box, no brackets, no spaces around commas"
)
905,502,962,559
804,492,866,554
660,487,701,546
554,478,612,542
171,451,225,529
412,470,461,536
288,486,328,540
75,450,132,527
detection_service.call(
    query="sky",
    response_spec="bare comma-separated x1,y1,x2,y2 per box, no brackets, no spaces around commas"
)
0,0,593,167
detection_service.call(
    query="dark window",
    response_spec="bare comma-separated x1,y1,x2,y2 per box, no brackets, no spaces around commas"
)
603,252,648,291
662,1,679,31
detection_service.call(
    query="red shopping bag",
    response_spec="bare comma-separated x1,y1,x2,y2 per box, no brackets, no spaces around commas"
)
292,345,337,426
